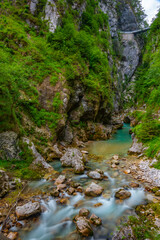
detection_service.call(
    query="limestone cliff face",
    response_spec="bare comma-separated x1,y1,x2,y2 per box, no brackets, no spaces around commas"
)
27,0,143,144
21,0,143,146
29,0,141,81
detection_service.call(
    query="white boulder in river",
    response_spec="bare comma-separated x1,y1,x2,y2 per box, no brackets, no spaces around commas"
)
60,148,85,173
16,201,41,220
85,182,104,197
87,169,104,180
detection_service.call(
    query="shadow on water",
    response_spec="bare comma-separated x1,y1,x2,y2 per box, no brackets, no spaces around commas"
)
21,124,146,240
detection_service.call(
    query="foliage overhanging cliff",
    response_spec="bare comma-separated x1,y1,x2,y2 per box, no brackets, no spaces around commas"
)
0,0,146,147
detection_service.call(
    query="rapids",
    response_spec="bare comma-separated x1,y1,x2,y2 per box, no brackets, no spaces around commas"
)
21,124,146,240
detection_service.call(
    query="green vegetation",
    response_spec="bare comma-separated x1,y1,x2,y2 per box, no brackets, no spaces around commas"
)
129,203,160,240
0,0,115,136
0,141,43,179
129,215,159,240
131,110,160,167
131,11,160,166
135,11,160,109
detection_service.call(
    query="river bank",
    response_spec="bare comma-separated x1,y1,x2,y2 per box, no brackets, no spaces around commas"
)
0,124,160,240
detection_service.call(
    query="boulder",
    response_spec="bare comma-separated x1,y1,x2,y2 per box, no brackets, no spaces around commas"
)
115,189,131,200
50,189,59,197
88,169,104,180
0,131,20,160
85,182,104,197
123,169,131,174
79,208,90,217
129,182,139,188
0,233,11,240
16,202,41,220
0,170,9,198
46,144,62,161
75,216,93,237
128,137,143,155
57,184,66,190
23,138,53,172
113,154,119,160
67,187,75,195
7,232,18,240
55,175,66,185
89,214,102,226
60,148,85,173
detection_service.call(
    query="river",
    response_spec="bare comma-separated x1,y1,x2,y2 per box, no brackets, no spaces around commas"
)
21,123,146,240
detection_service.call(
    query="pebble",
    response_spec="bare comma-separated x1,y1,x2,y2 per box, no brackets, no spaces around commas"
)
123,169,131,174
7,232,18,240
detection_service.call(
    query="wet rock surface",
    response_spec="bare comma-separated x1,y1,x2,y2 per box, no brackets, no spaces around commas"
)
85,182,104,197
55,175,66,185
89,213,102,226
75,216,93,237
0,170,9,198
115,189,131,200
87,169,104,180
79,208,90,217
60,148,85,173
7,232,18,240
16,201,41,220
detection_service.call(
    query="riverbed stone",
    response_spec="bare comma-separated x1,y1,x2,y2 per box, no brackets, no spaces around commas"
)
55,175,66,185
113,154,119,160
129,182,139,188
124,169,131,174
94,202,103,207
7,232,18,240
89,214,102,226
60,148,85,173
87,169,104,180
79,208,90,217
75,216,93,237
0,170,9,198
128,137,143,155
16,202,41,220
50,189,59,197
77,186,83,193
85,182,104,197
67,187,75,195
115,189,131,200
57,183,66,190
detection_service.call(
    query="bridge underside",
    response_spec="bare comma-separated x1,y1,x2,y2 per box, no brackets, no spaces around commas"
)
119,27,150,35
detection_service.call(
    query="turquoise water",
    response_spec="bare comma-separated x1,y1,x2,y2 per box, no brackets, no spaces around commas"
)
21,123,146,240
89,123,132,159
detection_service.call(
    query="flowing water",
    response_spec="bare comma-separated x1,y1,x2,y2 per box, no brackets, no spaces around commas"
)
21,124,147,240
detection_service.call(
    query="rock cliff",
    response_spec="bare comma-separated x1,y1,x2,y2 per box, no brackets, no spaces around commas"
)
0,0,145,157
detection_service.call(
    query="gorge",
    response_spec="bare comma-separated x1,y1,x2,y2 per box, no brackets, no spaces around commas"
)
0,0,160,239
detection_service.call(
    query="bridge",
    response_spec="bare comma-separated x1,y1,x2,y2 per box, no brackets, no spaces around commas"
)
119,27,150,35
